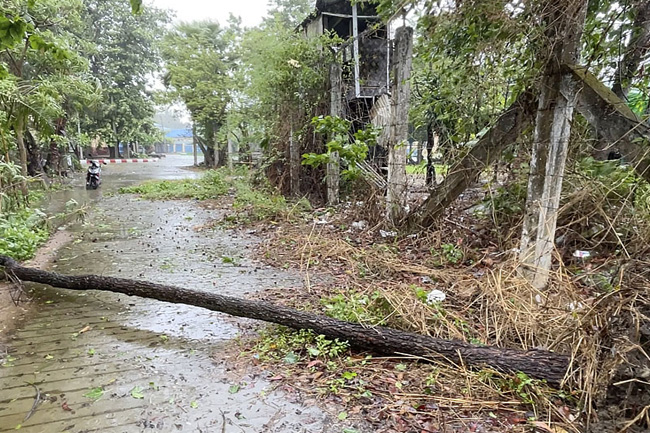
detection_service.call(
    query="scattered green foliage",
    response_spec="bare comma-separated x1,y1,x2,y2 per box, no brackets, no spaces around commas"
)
83,386,104,401
130,386,144,399
119,170,228,200
253,326,350,362
221,255,237,265
0,207,49,261
320,292,390,325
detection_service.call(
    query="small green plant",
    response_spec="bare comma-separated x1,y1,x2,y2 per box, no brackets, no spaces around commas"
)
431,243,463,265
320,291,389,325
495,372,543,404
253,327,350,361
302,115,379,181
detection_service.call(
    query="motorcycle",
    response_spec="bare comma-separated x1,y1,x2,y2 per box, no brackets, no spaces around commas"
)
86,161,102,190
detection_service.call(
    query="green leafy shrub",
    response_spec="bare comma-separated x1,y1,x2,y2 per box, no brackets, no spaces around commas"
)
0,208,49,260
302,115,379,181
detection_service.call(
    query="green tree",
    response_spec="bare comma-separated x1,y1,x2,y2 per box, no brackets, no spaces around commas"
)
265,0,314,27
78,0,170,158
161,20,238,167
1,0,93,185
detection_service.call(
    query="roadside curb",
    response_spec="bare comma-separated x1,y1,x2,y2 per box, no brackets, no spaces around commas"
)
84,159,159,164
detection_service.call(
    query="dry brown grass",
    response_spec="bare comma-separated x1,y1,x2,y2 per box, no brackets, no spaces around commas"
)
257,220,650,431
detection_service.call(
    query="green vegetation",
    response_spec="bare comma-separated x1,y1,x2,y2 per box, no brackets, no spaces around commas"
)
119,170,228,200
253,326,350,362
320,292,389,326
302,116,379,181
120,168,311,223
0,207,48,261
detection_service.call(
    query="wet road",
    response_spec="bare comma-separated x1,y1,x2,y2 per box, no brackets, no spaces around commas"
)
0,156,348,432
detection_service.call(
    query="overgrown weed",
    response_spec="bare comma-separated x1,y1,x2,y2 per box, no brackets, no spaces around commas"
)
0,207,49,260
119,167,311,224
118,170,228,200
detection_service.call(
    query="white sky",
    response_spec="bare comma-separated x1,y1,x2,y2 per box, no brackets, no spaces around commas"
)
147,0,271,27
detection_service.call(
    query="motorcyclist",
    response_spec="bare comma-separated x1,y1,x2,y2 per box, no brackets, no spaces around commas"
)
86,154,104,186
86,154,101,183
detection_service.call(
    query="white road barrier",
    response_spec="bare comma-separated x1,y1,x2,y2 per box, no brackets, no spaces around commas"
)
84,158,159,164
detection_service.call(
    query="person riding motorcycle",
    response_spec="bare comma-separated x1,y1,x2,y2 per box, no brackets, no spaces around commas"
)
86,160,101,184
86,155,105,188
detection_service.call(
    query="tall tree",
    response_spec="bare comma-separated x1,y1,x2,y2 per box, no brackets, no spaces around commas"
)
0,0,92,184
79,0,169,158
160,20,238,167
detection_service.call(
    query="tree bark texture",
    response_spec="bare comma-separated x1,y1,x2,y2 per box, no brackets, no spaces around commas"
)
289,123,301,197
192,124,198,166
405,91,536,229
196,137,215,168
425,122,436,188
0,255,569,385
227,138,234,171
47,117,66,176
14,115,29,196
327,62,342,206
519,0,588,289
386,26,413,223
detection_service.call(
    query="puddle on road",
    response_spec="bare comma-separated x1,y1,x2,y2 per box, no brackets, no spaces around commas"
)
0,156,364,433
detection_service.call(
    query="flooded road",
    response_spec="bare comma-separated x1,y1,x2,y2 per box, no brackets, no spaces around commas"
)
0,156,352,432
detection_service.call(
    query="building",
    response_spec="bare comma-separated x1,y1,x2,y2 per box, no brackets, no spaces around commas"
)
300,0,392,168
155,128,202,154
301,0,390,103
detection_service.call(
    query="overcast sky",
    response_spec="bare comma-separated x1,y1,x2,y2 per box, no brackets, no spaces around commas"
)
147,0,271,27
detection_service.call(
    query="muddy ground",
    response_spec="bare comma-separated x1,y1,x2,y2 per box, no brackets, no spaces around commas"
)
0,156,365,432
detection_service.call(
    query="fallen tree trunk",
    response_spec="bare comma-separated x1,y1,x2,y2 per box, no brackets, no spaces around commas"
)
405,91,537,229
0,255,569,385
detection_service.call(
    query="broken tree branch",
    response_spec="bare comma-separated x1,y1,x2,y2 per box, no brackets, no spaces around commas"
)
405,91,537,229
0,255,569,385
